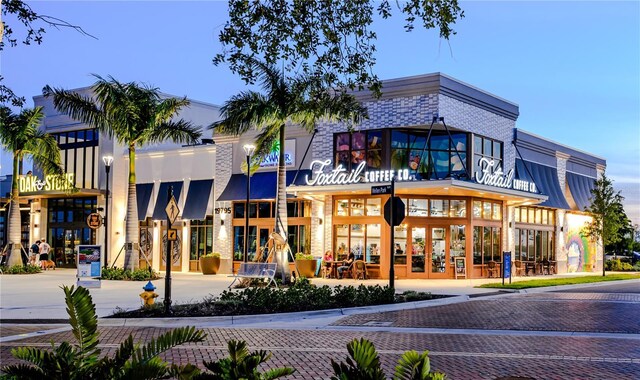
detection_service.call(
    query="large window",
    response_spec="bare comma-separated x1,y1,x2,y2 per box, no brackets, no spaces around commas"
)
335,130,383,170
472,200,502,220
473,226,501,265
51,129,99,189
335,223,381,263
473,135,503,177
391,130,467,179
515,229,555,262
515,207,555,225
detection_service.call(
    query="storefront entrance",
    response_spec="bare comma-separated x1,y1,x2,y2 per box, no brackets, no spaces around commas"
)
405,225,449,278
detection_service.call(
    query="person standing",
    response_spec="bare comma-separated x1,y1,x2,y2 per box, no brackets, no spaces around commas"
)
39,239,51,269
29,240,40,265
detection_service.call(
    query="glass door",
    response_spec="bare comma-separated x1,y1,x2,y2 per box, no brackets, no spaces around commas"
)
160,226,182,272
258,228,271,261
410,227,426,273
429,226,449,278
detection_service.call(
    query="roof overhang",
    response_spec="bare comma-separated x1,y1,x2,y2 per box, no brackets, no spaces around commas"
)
288,179,547,207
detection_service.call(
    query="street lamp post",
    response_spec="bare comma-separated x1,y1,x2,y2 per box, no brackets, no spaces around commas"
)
243,144,256,263
102,155,113,268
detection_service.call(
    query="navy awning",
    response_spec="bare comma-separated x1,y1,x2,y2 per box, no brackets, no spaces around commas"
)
136,183,154,221
217,169,311,201
566,172,595,211
152,181,183,220
516,159,570,209
182,179,213,220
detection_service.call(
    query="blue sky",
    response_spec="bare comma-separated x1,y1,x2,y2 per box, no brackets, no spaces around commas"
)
2,1,639,225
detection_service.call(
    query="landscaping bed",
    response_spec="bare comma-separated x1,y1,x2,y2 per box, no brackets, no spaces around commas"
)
100,267,160,281
478,273,640,289
110,279,448,318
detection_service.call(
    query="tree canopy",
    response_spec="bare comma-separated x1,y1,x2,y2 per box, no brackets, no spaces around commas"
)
214,0,464,97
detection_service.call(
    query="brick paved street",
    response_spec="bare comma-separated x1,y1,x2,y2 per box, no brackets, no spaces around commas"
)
1,282,639,379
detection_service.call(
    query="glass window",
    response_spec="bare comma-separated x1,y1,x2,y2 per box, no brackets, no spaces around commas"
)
450,225,465,263
258,202,271,218
350,224,365,260
366,224,381,263
366,198,381,216
483,227,492,264
492,203,502,220
515,208,521,223
408,199,428,217
335,199,348,216
394,225,407,265
335,224,349,261
430,199,449,217
450,200,466,217
350,199,365,216
473,201,482,218
473,226,482,265
483,202,492,219
492,228,500,261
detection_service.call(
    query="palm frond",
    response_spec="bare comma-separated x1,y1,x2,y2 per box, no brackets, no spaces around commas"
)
63,285,101,362
168,363,202,380
141,119,201,146
121,357,171,380
24,130,64,176
42,85,110,133
0,363,47,378
96,335,135,378
393,350,431,380
130,326,206,367
212,91,275,135
262,367,296,379
154,97,191,125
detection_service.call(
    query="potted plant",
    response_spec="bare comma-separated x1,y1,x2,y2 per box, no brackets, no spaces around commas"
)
199,252,221,275
295,252,317,278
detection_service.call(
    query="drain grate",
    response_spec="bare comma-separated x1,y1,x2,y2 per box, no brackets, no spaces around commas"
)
363,321,394,327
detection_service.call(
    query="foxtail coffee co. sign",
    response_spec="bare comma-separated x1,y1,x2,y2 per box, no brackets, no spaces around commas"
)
305,160,413,186
475,158,537,193
19,173,75,194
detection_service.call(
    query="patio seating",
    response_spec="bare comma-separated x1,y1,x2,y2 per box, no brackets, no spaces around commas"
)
514,260,525,276
487,261,499,278
353,260,367,280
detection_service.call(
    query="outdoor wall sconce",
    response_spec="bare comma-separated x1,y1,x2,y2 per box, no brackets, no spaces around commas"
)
560,226,564,232
183,221,187,227
220,220,225,226
34,224,38,228
318,218,323,225
508,222,512,228
153,221,158,227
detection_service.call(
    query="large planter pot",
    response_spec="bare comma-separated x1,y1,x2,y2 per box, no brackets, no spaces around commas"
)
296,259,317,278
200,256,221,275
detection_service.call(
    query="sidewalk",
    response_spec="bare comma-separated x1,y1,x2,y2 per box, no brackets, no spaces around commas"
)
0,268,609,320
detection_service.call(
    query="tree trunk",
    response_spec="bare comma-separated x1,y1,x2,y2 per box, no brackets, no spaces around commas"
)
274,124,291,283
6,155,23,267
124,144,140,270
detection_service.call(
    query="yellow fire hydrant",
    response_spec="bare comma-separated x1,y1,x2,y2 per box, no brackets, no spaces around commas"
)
140,281,158,307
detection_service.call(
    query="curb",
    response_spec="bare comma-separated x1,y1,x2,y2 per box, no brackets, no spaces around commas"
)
513,279,640,294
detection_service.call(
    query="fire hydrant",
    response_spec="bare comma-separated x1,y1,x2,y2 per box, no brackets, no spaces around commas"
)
140,281,158,307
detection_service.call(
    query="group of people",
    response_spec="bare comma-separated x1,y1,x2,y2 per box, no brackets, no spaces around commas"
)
322,249,355,279
28,239,52,269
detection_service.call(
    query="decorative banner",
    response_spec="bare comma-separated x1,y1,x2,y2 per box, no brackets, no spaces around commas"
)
19,173,75,194
475,158,537,193
305,160,412,186
259,139,296,168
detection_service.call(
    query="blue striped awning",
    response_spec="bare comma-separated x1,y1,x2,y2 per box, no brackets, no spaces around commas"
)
217,170,311,201
516,159,570,210
566,172,595,211
135,183,154,221
152,181,183,220
181,179,213,220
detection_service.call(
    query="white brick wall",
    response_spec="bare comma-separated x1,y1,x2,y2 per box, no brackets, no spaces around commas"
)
213,143,233,260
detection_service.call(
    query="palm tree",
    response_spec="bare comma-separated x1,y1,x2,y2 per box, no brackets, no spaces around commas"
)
213,61,366,283
0,106,64,267
43,75,201,270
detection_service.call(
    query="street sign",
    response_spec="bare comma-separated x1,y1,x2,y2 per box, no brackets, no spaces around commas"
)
383,196,405,226
86,213,103,229
165,195,180,225
371,185,392,195
167,228,178,241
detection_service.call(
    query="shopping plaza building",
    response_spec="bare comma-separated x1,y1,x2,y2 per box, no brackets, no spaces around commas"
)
1,73,605,279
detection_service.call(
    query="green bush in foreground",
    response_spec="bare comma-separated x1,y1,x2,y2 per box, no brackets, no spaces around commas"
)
101,267,160,281
0,285,206,380
0,264,41,274
605,258,637,271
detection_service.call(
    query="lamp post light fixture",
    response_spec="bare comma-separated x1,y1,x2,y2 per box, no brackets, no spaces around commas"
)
243,144,256,263
102,155,114,268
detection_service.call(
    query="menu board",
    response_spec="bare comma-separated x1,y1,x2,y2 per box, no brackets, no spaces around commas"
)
76,245,102,288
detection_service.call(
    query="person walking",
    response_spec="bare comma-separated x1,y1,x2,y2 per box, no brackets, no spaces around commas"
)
39,239,51,269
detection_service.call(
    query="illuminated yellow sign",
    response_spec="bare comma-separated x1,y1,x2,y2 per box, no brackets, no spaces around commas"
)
19,173,75,193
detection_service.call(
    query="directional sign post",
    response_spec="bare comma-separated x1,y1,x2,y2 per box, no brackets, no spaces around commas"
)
164,186,180,315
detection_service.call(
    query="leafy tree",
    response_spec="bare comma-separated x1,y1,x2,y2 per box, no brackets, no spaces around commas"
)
583,172,627,276
212,60,365,283
214,0,463,97
604,202,634,256
43,76,202,270
0,106,64,266
0,285,206,379
1,0,94,106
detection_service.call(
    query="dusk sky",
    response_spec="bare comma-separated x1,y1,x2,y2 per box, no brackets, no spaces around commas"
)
2,1,639,225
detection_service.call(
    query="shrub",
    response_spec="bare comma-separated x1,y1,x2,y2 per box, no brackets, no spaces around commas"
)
101,266,160,281
1,285,206,379
606,259,637,272
1,264,41,274
295,252,314,260
201,252,221,258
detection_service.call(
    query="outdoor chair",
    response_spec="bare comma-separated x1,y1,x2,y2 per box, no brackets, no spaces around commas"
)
514,260,525,276
321,261,333,278
487,261,499,278
542,259,551,275
353,260,367,280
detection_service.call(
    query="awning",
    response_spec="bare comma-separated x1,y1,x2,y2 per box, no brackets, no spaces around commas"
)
136,183,154,221
516,159,570,209
566,172,595,211
152,181,184,220
182,179,213,220
217,170,311,201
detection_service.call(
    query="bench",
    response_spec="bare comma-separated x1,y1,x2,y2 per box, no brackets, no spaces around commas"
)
228,262,277,289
